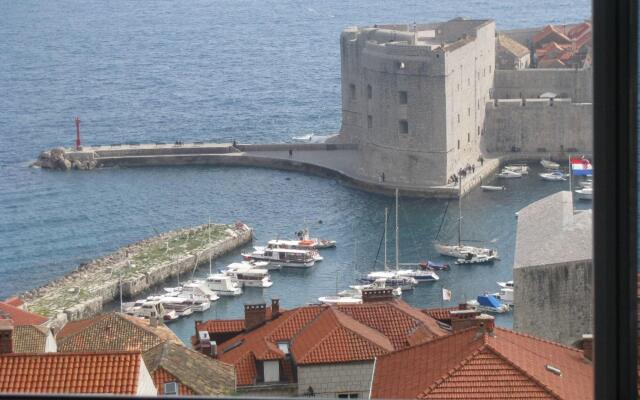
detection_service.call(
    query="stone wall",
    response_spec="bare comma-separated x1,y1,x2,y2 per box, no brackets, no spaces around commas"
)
514,260,593,345
493,68,592,103
297,362,374,398
483,99,592,154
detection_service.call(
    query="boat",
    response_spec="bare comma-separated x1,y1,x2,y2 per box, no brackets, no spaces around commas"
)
419,261,450,271
206,273,243,296
293,228,337,249
242,247,316,268
317,295,362,305
151,296,194,318
467,294,510,313
503,164,529,175
435,180,498,260
360,275,418,290
123,299,179,321
365,269,437,283
575,187,593,200
497,169,522,179
346,278,402,297
490,287,514,306
228,268,273,288
261,241,323,261
455,252,497,265
540,171,567,181
481,185,505,191
578,179,593,188
497,280,514,289
541,159,560,169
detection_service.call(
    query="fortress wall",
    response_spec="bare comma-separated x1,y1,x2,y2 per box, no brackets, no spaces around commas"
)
483,99,592,154
493,68,592,102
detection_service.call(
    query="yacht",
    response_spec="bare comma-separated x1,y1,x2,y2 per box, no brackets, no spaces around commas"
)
540,171,567,181
456,252,498,265
206,273,243,296
228,268,273,288
365,269,438,283
481,185,505,191
419,261,450,271
490,287,514,306
260,242,323,261
346,278,402,297
497,280,514,289
467,294,510,313
242,247,316,268
123,299,179,322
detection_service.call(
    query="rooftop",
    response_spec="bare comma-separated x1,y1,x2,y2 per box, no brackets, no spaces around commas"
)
12,325,51,353
497,34,530,57
514,191,592,268
57,312,182,353
0,301,48,326
371,326,593,400
0,351,145,394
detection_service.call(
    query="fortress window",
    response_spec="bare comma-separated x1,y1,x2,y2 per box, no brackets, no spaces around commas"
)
478,126,480,136
367,115,372,130
457,140,460,149
349,84,356,100
399,120,409,134
468,132,470,143
457,114,460,123
477,99,480,110
367,85,372,99
399,91,408,105
397,61,405,70
468,107,470,116
489,65,492,73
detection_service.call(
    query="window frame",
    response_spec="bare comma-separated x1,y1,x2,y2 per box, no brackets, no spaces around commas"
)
163,381,178,395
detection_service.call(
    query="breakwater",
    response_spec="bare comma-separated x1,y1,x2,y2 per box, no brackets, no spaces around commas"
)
20,222,252,325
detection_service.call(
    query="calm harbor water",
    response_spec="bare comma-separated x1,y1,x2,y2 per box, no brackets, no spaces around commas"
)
0,0,590,343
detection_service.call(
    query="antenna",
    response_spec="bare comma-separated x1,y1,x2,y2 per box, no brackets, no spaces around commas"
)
395,188,399,271
384,207,388,270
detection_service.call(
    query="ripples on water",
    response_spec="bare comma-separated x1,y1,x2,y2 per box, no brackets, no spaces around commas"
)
0,0,590,341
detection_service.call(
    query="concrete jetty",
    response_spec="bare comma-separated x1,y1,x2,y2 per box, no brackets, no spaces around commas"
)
19,222,252,326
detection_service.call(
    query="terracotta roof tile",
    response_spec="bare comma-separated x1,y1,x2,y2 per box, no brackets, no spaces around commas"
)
421,306,461,324
372,326,593,400
12,325,50,353
143,342,235,395
58,312,181,353
0,302,48,326
196,319,245,334
567,22,591,39
532,25,571,46
497,34,530,58
4,297,24,307
154,367,196,395
0,352,143,394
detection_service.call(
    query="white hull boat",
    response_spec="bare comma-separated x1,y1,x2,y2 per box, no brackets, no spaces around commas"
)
123,299,179,322
504,164,529,175
540,172,567,181
575,187,593,200
229,269,274,288
317,295,362,305
366,269,439,283
490,288,514,306
467,294,510,313
497,169,522,179
541,159,560,170
242,247,316,268
347,278,402,297
435,243,498,260
497,280,514,289
206,273,243,296
258,244,323,261
456,253,498,264
481,185,505,191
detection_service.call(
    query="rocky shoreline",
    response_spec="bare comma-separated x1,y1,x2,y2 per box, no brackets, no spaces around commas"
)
20,222,253,328
33,147,98,170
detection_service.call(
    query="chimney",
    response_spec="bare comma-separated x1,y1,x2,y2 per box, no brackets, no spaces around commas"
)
582,334,593,361
476,313,495,336
197,330,218,358
362,288,394,303
271,299,280,318
0,319,14,354
244,303,267,332
449,309,481,331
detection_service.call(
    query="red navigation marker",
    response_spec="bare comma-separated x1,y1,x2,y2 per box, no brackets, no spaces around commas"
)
74,116,81,150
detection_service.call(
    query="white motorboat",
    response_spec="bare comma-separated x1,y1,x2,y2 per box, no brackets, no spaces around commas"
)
490,287,514,306
575,187,593,200
503,164,529,175
228,268,273,288
152,296,194,318
123,299,179,322
347,278,402,297
366,269,439,283
206,273,243,296
467,294,510,313
436,180,498,259
540,171,567,181
242,247,316,268
578,179,593,188
481,185,505,191
317,295,362,305
261,242,323,261
497,280,514,289
497,169,522,179
540,159,560,170
455,252,498,265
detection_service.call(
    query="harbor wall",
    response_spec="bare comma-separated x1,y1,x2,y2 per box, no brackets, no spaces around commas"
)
513,260,593,346
483,99,592,154
493,68,592,102
21,224,253,323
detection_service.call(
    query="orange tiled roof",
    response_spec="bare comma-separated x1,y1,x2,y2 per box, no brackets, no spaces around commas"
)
12,325,50,353
421,306,461,323
58,312,181,353
4,297,24,307
0,302,48,326
532,25,571,46
197,319,245,334
0,351,143,394
567,22,591,39
371,327,593,400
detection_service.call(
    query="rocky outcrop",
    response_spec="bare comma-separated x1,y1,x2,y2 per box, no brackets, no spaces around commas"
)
33,147,98,170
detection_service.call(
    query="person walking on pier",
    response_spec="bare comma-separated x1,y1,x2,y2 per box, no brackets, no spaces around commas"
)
289,148,293,158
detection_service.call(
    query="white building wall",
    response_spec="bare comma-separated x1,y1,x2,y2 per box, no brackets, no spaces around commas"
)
44,330,57,352
263,360,281,383
297,362,374,398
137,357,158,396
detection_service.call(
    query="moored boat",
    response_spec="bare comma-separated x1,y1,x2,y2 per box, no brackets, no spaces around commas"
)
540,171,567,181
419,261,450,271
497,169,522,179
227,268,273,288
575,187,593,200
481,185,506,191
317,295,362,305
206,273,243,296
503,164,529,175
497,280,514,289
541,159,560,170
455,252,498,265
467,294,510,313
242,247,316,268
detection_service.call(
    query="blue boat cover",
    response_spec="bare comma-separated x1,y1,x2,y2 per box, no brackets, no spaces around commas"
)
477,294,502,308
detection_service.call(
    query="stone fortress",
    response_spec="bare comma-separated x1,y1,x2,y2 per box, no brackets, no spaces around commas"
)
36,17,593,198
333,17,593,188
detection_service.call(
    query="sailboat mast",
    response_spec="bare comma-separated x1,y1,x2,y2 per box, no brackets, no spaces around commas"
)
395,188,399,271
208,217,212,275
384,207,388,270
458,179,462,247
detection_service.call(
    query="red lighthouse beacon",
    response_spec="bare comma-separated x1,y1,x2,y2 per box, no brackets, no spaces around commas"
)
74,116,81,150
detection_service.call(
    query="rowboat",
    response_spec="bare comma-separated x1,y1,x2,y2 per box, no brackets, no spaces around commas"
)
497,169,522,179
541,159,560,169
481,185,505,191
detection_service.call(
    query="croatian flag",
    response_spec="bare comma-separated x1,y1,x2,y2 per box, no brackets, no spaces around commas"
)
570,157,593,176
442,287,452,302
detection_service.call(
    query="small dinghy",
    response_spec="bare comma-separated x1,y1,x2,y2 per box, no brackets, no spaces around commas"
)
497,169,522,179
575,187,593,200
504,164,529,175
541,159,560,170
481,185,506,191
540,171,567,181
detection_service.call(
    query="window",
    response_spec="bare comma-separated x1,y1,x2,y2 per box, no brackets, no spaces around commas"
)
367,115,372,130
398,91,408,105
338,393,359,398
398,120,408,134
457,139,460,150
263,360,280,382
468,107,470,116
457,114,460,123
367,84,372,99
397,61,405,69
477,126,480,136
164,382,178,395
349,84,356,100
277,341,290,354
467,132,470,143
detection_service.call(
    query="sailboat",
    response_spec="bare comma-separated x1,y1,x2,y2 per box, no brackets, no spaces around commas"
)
434,179,498,264
363,189,434,288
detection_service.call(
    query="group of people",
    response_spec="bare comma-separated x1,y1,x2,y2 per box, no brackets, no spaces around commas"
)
447,161,481,184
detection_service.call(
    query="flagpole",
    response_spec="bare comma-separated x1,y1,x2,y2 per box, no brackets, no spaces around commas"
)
569,154,573,211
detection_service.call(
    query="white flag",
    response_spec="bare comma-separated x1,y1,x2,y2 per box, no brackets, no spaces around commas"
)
442,287,452,301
